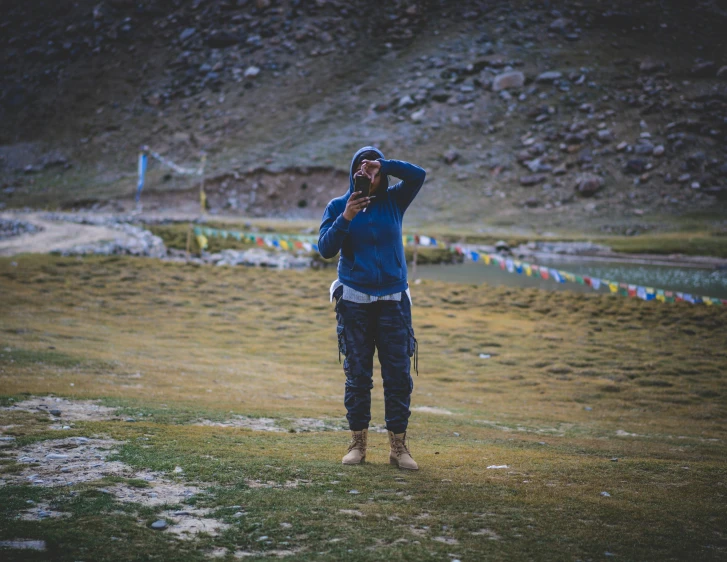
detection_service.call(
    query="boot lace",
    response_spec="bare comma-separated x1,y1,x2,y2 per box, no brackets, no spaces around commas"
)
348,433,366,453
391,434,412,457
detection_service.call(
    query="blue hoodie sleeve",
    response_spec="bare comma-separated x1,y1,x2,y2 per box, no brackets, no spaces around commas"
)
318,201,351,259
379,159,426,213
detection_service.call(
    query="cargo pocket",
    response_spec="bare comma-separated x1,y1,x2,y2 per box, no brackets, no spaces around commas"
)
337,324,347,364
407,325,418,376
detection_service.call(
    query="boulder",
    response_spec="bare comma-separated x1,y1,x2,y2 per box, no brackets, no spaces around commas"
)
398,95,415,108
244,66,260,78
519,174,546,186
492,71,525,91
624,159,647,174
634,142,655,155
597,129,613,142
179,28,196,42
536,71,562,83
443,149,459,164
549,18,571,32
639,58,665,73
575,175,604,197
206,30,243,48
430,90,451,103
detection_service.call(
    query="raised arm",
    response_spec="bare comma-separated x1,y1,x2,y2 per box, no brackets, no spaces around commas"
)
380,159,426,212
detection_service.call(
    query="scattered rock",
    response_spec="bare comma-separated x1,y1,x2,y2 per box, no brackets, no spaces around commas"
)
0,540,46,551
151,520,168,530
211,248,310,269
0,218,43,240
536,71,562,83
634,142,655,155
410,108,425,122
519,174,546,186
575,175,604,197
244,66,260,78
179,28,196,41
549,18,571,32
398,95,415,109
597,129,613,142
639,58,666,73
443,149,460,165
624,159,647,174
492,71,525,91
495,240,510,252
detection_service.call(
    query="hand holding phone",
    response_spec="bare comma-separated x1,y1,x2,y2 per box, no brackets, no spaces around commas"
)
343,190,372,220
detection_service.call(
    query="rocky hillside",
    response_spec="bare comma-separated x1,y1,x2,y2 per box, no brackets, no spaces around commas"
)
1,0,727,234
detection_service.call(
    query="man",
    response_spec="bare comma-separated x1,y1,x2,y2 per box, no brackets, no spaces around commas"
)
318,146,426,470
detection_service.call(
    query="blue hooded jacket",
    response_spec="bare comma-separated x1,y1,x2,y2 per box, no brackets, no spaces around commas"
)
318,146,426,296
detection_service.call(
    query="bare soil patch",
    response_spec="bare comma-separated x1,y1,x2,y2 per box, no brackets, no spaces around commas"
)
159,507,230,539
0,213,121,257
3,396,119,425
194,415,347,432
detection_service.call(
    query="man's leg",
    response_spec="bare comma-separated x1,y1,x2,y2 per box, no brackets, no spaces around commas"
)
336,298,376,431
377,297,418,470
376,298,414,434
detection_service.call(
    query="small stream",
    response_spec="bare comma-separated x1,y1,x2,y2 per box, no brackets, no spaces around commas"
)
413,259,727,299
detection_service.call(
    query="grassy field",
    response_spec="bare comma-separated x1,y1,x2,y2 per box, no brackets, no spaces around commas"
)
0,254,726,561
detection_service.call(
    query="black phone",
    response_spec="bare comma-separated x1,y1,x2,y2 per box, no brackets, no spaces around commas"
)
354,174,371,198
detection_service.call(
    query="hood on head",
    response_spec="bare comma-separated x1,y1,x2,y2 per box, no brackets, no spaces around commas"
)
348,145,388,193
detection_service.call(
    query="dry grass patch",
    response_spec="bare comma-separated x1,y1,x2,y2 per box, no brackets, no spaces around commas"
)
0,254,725,560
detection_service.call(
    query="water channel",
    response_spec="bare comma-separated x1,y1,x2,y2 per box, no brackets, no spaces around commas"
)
413,259,727,300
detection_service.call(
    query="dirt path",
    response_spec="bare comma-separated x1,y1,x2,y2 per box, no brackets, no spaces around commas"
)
0,212,122,257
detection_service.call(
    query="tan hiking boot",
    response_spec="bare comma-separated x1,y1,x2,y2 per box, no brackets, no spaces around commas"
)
388,431,419,471
342,429,367,465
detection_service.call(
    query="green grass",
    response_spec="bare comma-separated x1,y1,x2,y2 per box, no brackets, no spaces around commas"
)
0,254,725,560
602,232,727,258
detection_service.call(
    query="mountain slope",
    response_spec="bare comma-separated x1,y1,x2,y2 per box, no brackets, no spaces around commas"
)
1,0,726,234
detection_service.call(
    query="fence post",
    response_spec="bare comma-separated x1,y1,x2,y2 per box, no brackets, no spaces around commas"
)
199,153,207,215
412,234,418,278
185,225,192,260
